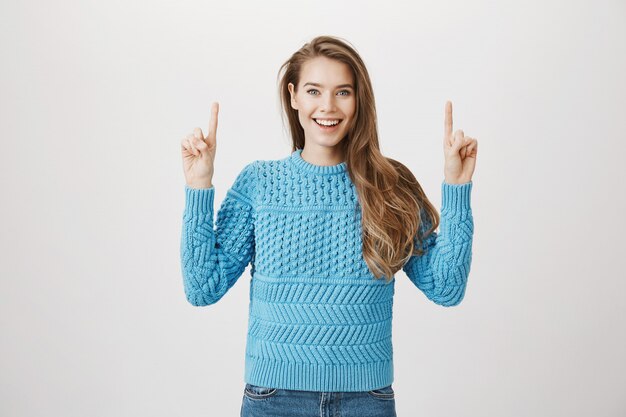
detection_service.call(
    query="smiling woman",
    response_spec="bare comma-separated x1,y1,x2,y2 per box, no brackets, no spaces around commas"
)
180,34,476,417
286,56,357,161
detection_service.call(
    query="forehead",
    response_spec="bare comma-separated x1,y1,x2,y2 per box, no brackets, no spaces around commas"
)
299,56,354,86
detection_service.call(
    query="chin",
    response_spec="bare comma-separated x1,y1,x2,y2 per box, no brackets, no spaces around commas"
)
309,129,349,145
310,136,346,148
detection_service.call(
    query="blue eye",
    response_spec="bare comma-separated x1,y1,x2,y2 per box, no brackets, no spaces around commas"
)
306,89,351,96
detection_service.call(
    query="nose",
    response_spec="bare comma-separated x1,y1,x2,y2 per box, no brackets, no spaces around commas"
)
320,93,337,112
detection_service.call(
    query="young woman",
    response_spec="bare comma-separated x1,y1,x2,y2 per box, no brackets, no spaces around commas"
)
180,35,477,417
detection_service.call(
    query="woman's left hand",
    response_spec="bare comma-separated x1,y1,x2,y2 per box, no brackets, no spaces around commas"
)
443,100,478,184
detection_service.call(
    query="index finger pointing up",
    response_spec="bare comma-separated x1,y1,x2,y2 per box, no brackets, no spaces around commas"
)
207,101,219,141
444,100,453,140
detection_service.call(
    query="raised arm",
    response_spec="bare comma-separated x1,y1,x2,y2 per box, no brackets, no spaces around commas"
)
402,180,473,306
180,161,257,306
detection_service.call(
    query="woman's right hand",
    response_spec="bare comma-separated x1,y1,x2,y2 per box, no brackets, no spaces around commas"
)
181,102,219,189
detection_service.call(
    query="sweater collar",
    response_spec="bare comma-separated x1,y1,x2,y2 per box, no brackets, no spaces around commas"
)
290,149,348,175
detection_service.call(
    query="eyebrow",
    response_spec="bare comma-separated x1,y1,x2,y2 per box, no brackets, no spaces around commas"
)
303,82,354,89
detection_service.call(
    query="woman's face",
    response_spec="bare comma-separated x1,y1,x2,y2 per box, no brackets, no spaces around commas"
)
288,56,356,150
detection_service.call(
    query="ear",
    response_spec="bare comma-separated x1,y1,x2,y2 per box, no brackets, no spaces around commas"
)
288,82,298,110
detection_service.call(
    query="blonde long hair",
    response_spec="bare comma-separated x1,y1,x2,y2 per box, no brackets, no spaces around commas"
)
277,35,440,283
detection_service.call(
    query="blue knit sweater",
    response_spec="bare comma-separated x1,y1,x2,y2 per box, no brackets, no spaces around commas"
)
180,148,473,392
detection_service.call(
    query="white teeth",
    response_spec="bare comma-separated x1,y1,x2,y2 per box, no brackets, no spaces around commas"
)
315,119,340,126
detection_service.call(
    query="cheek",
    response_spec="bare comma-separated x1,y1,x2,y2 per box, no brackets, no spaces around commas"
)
296,102,312,117
344,100,356,118
298,112,312,128
299,110,310,121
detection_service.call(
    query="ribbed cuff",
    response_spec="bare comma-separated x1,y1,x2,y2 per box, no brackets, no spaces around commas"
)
184,184,215,215
441,180,472,213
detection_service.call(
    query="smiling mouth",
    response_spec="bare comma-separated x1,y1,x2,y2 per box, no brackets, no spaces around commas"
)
313,118,343,127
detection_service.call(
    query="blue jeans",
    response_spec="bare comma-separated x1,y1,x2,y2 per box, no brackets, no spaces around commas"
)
240,383,397,417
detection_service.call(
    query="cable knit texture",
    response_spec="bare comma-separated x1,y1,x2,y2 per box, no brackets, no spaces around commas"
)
180,148,474,392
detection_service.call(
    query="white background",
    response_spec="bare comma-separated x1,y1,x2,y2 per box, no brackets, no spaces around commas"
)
1,0,625,416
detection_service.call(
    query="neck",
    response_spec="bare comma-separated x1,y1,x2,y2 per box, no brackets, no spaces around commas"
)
300,144,345,166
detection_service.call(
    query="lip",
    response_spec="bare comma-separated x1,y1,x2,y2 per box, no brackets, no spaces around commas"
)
313,118,342,132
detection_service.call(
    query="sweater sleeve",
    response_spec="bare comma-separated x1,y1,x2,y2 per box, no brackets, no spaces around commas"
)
180,161,257,306
402,181,474,307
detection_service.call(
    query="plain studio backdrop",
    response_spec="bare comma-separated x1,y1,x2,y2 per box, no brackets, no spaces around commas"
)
1,0,625,416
